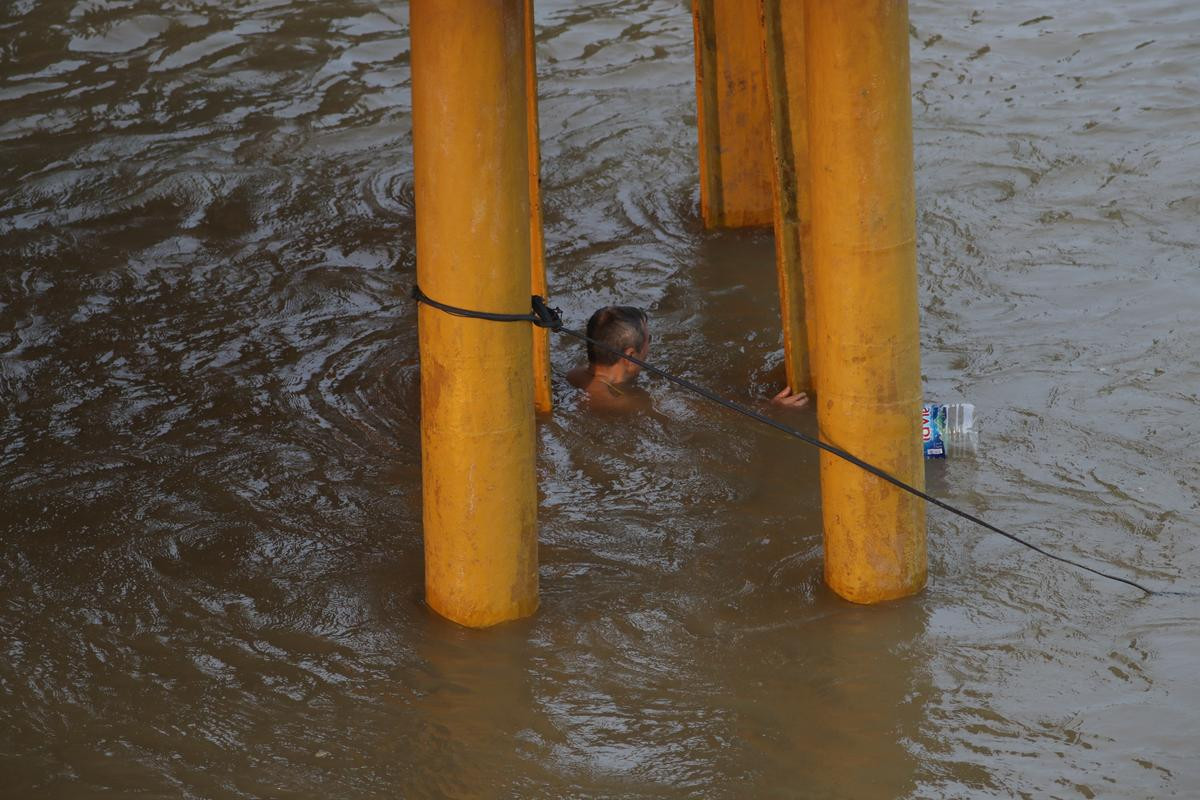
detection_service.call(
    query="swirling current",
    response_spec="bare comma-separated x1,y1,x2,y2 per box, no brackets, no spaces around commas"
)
1,1,1198,797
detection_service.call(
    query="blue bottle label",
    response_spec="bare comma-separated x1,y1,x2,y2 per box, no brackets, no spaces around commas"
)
922,403,946,459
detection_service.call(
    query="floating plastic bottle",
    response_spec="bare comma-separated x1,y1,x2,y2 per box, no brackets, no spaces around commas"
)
922,402,977,459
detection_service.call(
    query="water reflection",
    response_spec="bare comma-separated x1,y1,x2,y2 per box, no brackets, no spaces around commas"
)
404,617,550,796
722,600,928,799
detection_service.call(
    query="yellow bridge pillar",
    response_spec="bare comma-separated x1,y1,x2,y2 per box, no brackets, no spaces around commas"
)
760,0,816,395
525,0,553,413
805,0,926,603
411,0,539,627
692,0,775,228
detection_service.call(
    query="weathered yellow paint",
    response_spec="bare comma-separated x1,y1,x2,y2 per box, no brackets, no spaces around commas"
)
692,0,774,229
760,0,815,395
805,0,926,603
411,0,539,627
525,0,552,414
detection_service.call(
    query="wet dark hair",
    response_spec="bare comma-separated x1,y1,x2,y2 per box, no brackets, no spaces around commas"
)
586,305,649,366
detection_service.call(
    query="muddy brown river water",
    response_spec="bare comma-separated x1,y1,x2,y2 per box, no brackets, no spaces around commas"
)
2,1,1199,797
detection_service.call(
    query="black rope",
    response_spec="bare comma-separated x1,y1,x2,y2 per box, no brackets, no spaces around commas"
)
411,284,565,327
411,284,1159,597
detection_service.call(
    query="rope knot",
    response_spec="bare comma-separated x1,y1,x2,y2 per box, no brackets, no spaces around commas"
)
531,295,563,330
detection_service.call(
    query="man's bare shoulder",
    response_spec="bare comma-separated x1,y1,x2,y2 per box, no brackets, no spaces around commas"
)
589,384,651,414
565,368,652,414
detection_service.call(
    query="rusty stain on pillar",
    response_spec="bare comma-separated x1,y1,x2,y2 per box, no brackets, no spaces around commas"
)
411,0,539,627
692,0,775,228
759,0,816,396
805,0,927,603
525,0,553,413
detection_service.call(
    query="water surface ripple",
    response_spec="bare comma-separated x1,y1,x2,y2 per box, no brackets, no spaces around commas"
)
1,0,1197,797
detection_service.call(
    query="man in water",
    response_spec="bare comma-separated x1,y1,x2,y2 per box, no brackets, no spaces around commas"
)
567,305,809,411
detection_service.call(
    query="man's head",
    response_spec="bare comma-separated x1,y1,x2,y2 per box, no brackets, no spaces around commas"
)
586,305,650,368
